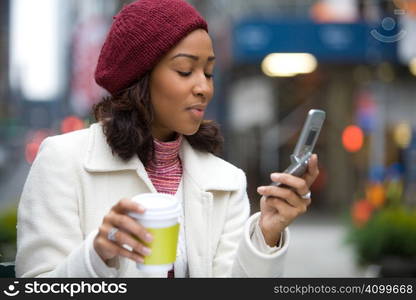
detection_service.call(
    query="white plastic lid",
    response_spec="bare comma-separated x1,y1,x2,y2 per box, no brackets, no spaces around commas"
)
129,193,180,220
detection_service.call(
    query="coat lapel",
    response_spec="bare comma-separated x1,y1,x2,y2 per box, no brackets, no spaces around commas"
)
180,140,239,277
83,123,140,172
83,123,156,192
181,175,212,277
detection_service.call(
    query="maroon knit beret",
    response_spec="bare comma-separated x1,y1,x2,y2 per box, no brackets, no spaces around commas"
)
95,0,208,95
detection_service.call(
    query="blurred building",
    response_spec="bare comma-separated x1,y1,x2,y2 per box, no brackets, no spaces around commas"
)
0,0,121,188
0,0,13,176
0,1,9,109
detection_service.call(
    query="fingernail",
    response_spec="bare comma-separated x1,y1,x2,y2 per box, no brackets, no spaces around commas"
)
145,233,153,242
257,186,266,193
136,257,144,263
271,173,280,180
142,247,152,256
136,204,145,212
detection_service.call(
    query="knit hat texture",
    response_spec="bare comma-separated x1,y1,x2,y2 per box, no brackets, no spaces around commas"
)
95,0,208,95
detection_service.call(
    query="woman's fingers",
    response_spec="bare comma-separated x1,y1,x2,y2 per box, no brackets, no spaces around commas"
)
304,154,319,187
116,244,145,263
257,156,318,245
258,185,308,208
95,235,145,263
263,197,304,226
94,198,154,264
103,225,152,258
269,173,310,199
105,212,153,244
112,198,146,214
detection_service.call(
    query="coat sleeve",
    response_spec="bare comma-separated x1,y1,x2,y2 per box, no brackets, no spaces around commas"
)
211,169,289,277
15,137,117,277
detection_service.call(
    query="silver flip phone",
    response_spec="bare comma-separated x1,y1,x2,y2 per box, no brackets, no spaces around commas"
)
271,109,325,187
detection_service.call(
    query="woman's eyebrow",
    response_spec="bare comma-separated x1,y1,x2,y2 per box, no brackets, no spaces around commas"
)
170,53,216,61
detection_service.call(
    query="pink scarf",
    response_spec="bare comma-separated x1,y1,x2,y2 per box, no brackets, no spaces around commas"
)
145,135,183,195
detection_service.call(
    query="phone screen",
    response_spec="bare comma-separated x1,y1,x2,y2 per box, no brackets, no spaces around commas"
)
305,129,317,146
293,109,325,159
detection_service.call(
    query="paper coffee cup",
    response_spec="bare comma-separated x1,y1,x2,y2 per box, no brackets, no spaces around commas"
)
129,193,180,273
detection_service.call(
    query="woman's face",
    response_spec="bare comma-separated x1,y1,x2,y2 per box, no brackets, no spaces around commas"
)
149,29,215,141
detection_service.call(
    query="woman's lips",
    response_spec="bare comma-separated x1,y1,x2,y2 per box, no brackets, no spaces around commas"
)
187,108,204,120
186,104,206,120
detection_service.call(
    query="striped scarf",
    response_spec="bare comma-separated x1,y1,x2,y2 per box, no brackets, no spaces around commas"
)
145,135,183,195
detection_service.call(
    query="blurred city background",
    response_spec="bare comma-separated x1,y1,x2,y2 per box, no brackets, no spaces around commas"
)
1,0,416,277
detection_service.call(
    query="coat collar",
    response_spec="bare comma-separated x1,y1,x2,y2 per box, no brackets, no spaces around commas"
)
84,123,240,192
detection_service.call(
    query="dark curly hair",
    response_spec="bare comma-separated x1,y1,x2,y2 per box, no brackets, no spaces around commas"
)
93,72,223,166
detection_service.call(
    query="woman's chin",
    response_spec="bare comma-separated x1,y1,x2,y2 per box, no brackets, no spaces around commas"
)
180,126,200,136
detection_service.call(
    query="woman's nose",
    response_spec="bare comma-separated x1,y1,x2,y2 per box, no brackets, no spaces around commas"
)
192,74,212,100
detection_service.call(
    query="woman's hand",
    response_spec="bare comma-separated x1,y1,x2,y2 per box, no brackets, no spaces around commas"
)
94,198,153,265
257,154,319,246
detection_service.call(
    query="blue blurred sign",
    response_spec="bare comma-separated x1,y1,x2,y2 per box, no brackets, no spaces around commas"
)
356,90,377,133
232,18,398,64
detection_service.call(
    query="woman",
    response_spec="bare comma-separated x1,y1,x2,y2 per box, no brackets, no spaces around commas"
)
15,0,319,278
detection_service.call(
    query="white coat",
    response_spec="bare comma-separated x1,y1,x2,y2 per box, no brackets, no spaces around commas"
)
15,123,289,277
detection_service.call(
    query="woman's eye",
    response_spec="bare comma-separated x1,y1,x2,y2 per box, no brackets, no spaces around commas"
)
177,70,213,79
177,71,191,77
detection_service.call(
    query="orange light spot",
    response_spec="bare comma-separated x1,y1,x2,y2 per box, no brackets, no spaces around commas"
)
342,125,364,152
351,199,374,227
61,116,85,134
24,129,51,164
25,142,40,164
366,183,386,208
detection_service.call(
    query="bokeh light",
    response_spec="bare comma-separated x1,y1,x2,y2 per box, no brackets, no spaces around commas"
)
393,122,412,149
24,129,51,164
410,58,416,76
351,199,374,227
366,183,386,208
261,53,317,77
342,125,364,152
60,116,85,134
